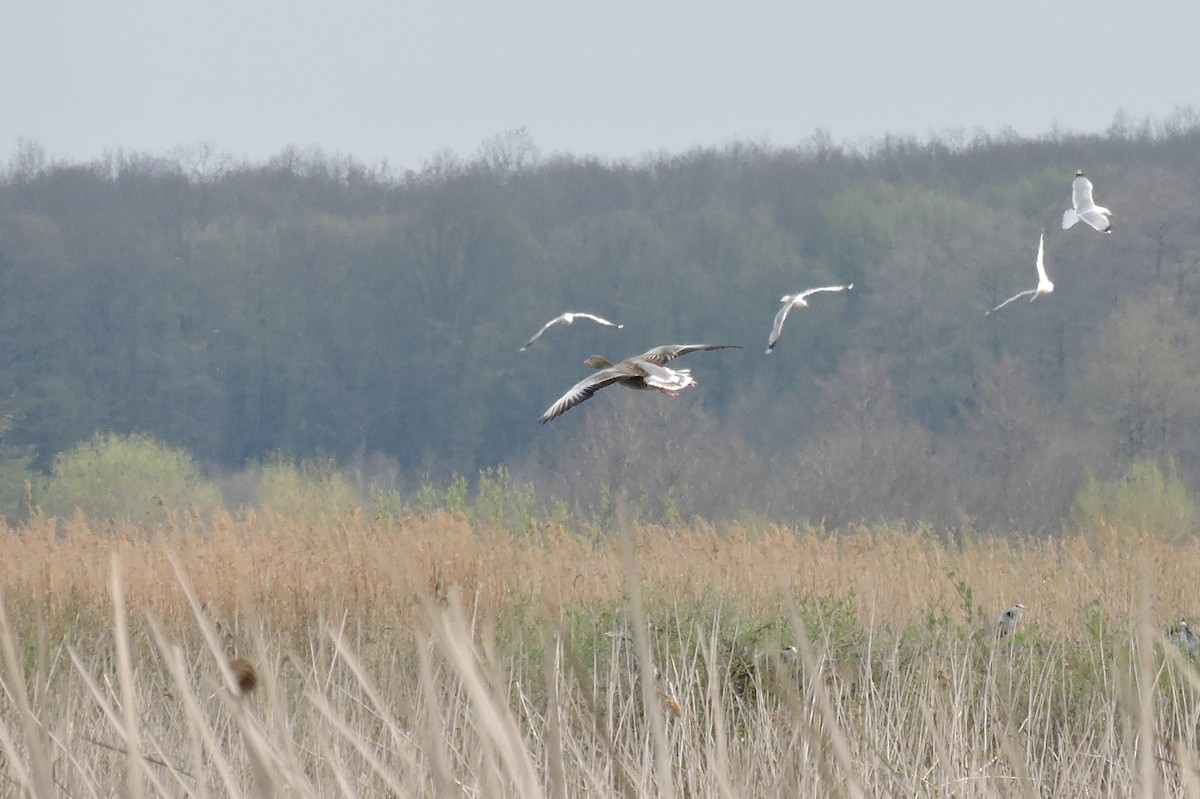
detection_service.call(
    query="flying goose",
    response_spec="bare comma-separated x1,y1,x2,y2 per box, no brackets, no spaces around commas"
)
537,343,740,423
1062,170,1113,233
987,230,1053,314
520,312,623,351
766,284,853,353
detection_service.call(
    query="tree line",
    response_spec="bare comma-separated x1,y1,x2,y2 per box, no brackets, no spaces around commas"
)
3,113,1200,533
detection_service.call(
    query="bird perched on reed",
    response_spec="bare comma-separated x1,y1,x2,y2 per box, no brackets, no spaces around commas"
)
995,603,1027,637
1168,618,1200,657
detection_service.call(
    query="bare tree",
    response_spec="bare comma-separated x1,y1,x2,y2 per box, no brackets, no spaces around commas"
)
528,391,762,524
775,350,937,527
1078,290,1200,474
952,355,1095,533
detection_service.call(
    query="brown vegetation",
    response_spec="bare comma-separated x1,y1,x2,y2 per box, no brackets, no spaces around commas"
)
3,511,1200,796
2,509,1197,634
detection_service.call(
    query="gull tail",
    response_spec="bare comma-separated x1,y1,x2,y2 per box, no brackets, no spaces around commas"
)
1061,208,1079,230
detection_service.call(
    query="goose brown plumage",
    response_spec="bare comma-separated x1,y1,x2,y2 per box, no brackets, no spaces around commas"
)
537,344,740,423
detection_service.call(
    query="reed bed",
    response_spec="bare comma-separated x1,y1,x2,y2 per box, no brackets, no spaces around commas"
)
1,509,1199,796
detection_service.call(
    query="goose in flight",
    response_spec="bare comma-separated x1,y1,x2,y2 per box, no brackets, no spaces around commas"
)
987,230,1053,314
766,283,853,353
520,312,623,351
1062,170,1113,233
537,343,740,423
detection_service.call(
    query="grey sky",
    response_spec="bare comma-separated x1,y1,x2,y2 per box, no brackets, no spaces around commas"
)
4,0,1197,169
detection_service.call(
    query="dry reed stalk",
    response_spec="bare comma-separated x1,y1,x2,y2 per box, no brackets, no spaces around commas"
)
616,499,674,799
542,628,569,799
109,555,145,799
425,594,545,798
5,510,1200,648
1135,555,1163,796
0,591,55,798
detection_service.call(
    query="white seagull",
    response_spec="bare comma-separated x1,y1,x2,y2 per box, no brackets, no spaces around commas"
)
520,312,623,351
1061,170,1113,233
766,283,853,353
987,230,1053,314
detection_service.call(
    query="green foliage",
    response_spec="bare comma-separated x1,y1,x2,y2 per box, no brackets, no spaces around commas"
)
256,456,360,520
8,126,1200,534
0,459,33,523
1067,459,1197,545
39,432,221,524
948,570,988,627
470,466,540,532
368,484,404,521
412,473,468,517
402,468,569,533
0,423,35,522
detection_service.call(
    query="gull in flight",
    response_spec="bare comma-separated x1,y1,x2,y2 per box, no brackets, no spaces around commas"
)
520,312,623,351
537,343,740,423
1061,170,1113,233
987,230,1053,314
766,283,853,353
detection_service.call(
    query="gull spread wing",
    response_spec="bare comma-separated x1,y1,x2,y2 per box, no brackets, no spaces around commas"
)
637,343,741,366
988,289,1036,315
794,283,854,302
1078,209,1112,232
537,368,628,423
989,231,1052,314
520,314,569,350
1072,173,1096,211
766,283,852,353
521,311,623,350
1065,172,1112,232
1034,230,1049,285
767,302,795,353
571,312,623,329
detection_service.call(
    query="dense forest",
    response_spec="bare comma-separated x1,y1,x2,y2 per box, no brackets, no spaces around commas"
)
3,113,1200,533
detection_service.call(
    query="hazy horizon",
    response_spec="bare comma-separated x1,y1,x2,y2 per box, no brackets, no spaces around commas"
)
4,0,1198,170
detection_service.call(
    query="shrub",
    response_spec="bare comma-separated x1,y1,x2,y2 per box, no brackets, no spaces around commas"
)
0,452,34,524
1067,459,1197,545
39,432,221,524
256,456,360,519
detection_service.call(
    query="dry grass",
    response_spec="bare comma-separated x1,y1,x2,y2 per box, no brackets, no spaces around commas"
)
1,509,1200,795
3,509,1199,636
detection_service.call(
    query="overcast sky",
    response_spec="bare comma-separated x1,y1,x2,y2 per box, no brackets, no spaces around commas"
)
3,0,1198,170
